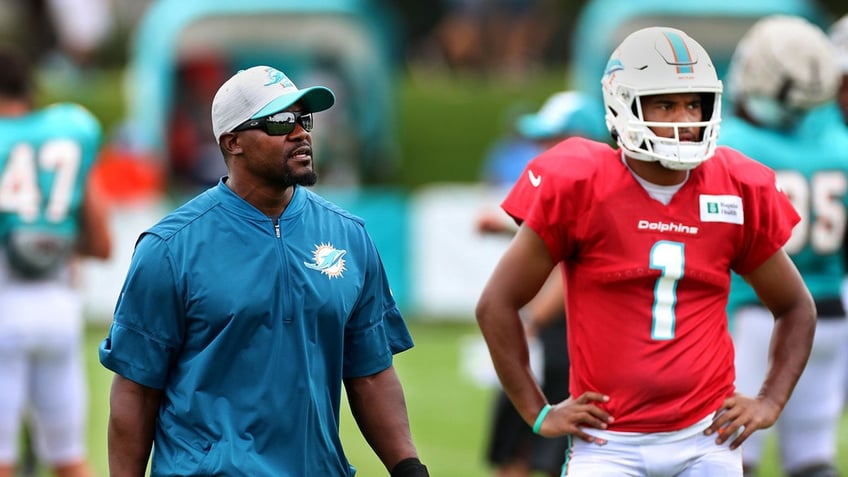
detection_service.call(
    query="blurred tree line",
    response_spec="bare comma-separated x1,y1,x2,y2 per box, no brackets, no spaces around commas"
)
389,0,847,70
6,0,843,73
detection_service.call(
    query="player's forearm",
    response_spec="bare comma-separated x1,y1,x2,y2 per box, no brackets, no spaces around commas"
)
476,301,548,425
744,249,816,410
109,432,150,477
345,367,421,471
759,303,816,409
477,224,555,424
107,423,153,477
107,375,161,476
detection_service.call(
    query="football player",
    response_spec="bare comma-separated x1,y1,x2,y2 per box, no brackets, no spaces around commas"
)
476,26,815,476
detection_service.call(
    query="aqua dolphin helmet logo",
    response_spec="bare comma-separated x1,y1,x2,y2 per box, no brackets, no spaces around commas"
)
304,243,347,278
603,58,624,78
263,67,296,88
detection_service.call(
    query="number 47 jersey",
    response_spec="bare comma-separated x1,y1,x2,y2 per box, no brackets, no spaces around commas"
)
0,103,101,243
502,136,799,434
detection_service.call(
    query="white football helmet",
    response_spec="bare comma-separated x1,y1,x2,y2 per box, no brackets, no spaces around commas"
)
831,14,848,73
728,15,839,129
602,27,722,171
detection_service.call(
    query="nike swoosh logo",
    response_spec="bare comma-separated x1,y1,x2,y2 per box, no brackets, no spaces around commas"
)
528,169,542,187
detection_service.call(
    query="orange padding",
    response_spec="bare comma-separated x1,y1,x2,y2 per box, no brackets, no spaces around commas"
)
90,147,165,203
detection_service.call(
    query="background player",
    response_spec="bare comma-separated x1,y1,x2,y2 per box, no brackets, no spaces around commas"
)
0,45,110,477
831,14,848,127
476,26,815,476
721,15,848,477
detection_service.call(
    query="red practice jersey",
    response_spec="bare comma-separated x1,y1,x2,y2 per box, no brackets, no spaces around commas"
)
502,137,799,433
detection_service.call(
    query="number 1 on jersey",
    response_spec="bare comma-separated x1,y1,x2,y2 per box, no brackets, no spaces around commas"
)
650,241,684,340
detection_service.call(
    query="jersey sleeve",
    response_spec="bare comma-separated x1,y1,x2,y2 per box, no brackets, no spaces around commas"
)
731,162,800,275
501,138,594,261
342,231,413,379
98,232,185,389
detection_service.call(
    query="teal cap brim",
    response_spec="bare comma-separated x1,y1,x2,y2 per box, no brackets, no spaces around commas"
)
251,86,335,119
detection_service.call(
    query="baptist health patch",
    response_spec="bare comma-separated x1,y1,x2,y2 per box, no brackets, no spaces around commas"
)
699,195,744,224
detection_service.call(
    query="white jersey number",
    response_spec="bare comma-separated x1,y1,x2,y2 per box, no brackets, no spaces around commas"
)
650,240,684,340
776,170,847,255
0,139,81,223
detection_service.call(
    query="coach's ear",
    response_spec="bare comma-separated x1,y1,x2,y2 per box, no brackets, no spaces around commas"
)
218,132,243,156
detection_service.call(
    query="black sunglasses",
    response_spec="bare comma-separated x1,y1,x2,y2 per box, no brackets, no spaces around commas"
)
232,111,314,135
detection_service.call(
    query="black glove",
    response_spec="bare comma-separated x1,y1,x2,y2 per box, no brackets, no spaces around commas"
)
390,457,429,477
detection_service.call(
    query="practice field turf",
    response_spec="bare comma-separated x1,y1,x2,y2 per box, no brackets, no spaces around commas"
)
40,320,845,477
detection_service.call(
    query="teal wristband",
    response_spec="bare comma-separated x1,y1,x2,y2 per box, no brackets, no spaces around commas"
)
532,404,552,434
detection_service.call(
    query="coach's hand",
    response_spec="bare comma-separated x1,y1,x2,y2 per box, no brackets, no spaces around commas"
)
536,392,613,442
704,392,781,450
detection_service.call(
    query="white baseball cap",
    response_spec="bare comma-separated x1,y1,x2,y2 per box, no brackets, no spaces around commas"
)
211,65,335,142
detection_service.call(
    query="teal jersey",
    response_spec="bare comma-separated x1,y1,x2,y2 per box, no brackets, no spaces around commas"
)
100,181,414,476
0,103,102,239
721,109,848,313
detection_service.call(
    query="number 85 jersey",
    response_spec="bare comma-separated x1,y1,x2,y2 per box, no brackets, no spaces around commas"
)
722,113,848,310
0,103,101,240
502,136,799,433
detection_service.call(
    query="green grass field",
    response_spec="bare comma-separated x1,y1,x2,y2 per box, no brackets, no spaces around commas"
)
64,320,848,477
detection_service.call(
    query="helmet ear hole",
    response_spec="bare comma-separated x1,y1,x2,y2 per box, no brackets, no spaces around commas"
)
775,78,794,105
604,104,619,141
610,127,619,141
699,93,715,121
698,93,716,140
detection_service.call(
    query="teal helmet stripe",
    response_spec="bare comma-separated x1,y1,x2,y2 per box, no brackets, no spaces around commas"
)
663,32,694,74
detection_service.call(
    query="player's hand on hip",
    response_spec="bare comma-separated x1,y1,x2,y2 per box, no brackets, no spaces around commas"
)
538,392,613,441
704,392,781,450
